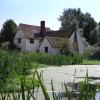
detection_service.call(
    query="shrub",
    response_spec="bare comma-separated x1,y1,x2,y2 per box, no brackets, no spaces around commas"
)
91,50,100,60
72,55,83,64
83,48,93,59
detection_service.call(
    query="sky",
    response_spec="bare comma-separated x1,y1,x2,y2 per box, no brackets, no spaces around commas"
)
0,0,100,30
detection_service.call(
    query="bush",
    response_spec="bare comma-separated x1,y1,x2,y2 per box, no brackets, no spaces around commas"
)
72,55,83,64
83,48,93,59
0,49,83,68
91,50,100,60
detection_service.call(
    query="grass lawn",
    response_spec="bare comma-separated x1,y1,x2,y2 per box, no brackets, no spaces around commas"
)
82,59,100,65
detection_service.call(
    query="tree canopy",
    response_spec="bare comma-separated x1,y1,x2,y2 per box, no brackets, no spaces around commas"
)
96,23,100,44
58,8,97,45
1,19,17,48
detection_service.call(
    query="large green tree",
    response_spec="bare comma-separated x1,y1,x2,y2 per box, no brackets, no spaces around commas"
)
1,19,17,47
58,8,97,45
96,23,100,45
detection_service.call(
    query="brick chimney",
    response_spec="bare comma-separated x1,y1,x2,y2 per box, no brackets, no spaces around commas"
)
40,21,45,37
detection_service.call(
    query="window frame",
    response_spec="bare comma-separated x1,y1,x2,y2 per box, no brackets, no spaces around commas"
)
30,38,34,44
18,38,21,43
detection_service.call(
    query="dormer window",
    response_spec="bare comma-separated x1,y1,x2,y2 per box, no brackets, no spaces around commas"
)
18,38,21,43
30,38,34,43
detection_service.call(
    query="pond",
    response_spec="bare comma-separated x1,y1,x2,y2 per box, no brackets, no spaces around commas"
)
1,65,100,100
37,65,100,99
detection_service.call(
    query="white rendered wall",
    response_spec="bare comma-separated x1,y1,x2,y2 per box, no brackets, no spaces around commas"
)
14,30,26,51
25,39,40,52
39,38,59,55
69,30,86,54
14,29,40,52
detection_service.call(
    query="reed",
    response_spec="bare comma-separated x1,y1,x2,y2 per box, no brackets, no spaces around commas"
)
0,70,99,100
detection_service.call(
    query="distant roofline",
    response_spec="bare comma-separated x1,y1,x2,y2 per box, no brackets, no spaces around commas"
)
19,23,50,29
45,36,67,39
19,23,40,28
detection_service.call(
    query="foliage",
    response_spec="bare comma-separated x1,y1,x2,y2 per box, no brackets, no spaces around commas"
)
59,8,81,32
1,19,17,49
0,70,98,100
36,70,50,100
82,48,100,64
0,49,39,92
0,50,13,87
27,52,82,65
96,23,100,43
83,13,97,44
90,50,100,60
58,8,97,44
60,39,73,55
0,49,100,99
82,59,100,65
83,48,93,59
0,49,84,69
0,48,84,92
72,54,83,64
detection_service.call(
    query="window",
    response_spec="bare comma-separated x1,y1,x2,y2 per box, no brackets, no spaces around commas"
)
18,38,21,43
30,38,34,43
45,47,48,53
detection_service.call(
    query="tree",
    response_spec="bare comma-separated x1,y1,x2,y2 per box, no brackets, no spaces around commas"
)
96,23,100,44
83,13,97,44
1,19,17,48
58,8,97,45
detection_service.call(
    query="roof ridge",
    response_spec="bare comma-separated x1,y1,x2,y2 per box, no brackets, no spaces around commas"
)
19,23,50,30
46,36,66,39
19,23,40,28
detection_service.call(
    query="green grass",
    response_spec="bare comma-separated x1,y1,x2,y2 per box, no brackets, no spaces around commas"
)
4,76,39,92
0,70,99,100
0,48,83,67
82,59,100,65
0,48,99,93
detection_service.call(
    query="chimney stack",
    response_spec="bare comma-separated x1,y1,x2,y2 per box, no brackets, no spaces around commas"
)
40,21,45,37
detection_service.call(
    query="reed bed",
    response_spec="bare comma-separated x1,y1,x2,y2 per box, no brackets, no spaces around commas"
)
0,70,99,100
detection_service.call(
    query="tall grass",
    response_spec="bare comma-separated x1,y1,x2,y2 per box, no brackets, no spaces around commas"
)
0,49,98,99
0,49,83,94
0,70,99,100
0,49,83,66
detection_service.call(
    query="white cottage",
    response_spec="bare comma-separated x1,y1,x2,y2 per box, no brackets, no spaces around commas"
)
14,21,50,51
39,29,89,54
14,21,89,54
39,37,68,54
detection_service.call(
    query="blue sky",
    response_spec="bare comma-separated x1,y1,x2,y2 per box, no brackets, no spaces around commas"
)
0,0,100,30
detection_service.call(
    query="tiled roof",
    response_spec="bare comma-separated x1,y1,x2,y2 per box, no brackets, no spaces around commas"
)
34,30,72,38
46,36,68,48
45,30,72,38
18,23,50,38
